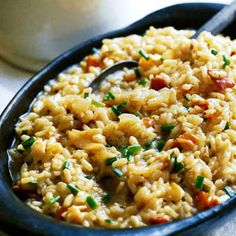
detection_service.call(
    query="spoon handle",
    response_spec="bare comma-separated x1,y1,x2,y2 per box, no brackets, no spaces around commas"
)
192,0,236,39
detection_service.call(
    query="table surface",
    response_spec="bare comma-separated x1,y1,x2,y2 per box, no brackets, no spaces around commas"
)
0,0,234,235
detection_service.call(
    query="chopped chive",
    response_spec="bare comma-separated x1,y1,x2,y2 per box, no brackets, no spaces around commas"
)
173,162,185,173
113,167,123,177
111,102,127,116
183,94,190,101
223,186,235,198
184,105,190,110
86,196,98,209
223,55,231,69
127,145,141,154
67,183,79,195
160,57,164,62
224,121,230,131
91,99,105,107
105,219,112,224
139,49,149,60
161,124,175,133
63,161,70,170
92,47,100,55
105,157,117,166
102,193,112,204
170,152,185,173
195,176,205,190
84,92,89,99
119,146,131,160
139,78,149,86
22,137,35,149
48,195,60,206
134,68,141,78
211,49,218,55
145,139,158,150
103,92,115,101
134,111,143,118
157,139,165,152
85,175,92,180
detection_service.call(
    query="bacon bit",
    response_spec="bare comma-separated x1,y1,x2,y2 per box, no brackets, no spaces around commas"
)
86,55,101,70
172,132,198,150
194,191,219,211
142,118,154,127
151,76,168,91
54,207,68,220
190,100,208,110
207,70,235,91
150,217,169,225
231,50,236,56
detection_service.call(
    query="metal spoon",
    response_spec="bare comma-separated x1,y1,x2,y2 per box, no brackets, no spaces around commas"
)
8,1,236,183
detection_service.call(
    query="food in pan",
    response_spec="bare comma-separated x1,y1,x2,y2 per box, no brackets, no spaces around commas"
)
13,27,236,228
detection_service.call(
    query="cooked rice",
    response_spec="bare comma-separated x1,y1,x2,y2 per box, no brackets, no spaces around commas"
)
13,26,236,228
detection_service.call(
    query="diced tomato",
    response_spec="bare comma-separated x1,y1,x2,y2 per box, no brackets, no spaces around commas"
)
150,217,169,224
208,70,235,91
142,118,154,127
151,76,168,91
193,191,219,211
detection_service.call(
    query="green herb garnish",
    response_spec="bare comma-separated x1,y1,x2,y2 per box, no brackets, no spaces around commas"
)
139,78,149,86
84,92,89,99
161,124,175,133
134,111,143,118
139,49,149,60
91,99,105,107
223,55,231,69
102,194,112,204
211,49,218,55
86,196,98,209
134,68,141,78
63,161,70,170
195,176,205,190
48,195,60,206
184,105,190,110
157,139,165,152
224,121,230,131
160,57,164,62
67,183,79,195
22,137,35,149
85,175,92,180
119,146,131,160
103,92,115,101
127,145,141,154
113,167,123,177
223,186,235,198
145,139,158,150
105,219,112,224
170,152,185,173
111,102,127,116
105,157,117,166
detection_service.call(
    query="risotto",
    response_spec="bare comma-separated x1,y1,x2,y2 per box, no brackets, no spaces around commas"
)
13,27,236,228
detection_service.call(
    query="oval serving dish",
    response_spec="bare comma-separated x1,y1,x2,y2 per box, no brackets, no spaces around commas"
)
1,3,236,236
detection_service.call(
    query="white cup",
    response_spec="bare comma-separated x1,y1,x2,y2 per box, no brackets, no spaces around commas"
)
0,0,164,71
